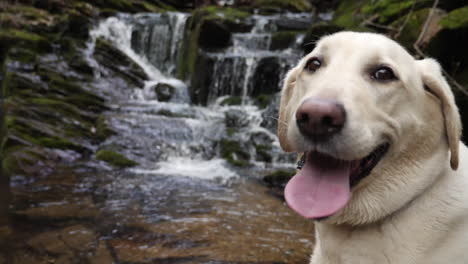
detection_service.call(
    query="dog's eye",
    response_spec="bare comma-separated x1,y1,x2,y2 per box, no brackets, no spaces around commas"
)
372,66,397,81
305,58,322,72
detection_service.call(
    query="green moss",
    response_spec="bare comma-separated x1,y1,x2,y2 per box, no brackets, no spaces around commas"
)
362,0,416,24
270,31,300,50
220,96,242,106
1,147,47,176
332,0,368,28
0,29,51,53
96,150,138,168
220,139,250,167
6,48,37,63
440,6,468,29
255,94,273,109
263,169,295,187
199,6,251,23
226,127,238,137
254,0,312,12
255,144,272,162
36,137,84,152
95,115,115,141
155,109,193,118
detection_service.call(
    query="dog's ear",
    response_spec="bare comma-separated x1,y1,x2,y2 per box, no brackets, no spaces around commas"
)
278,66,300,152
416,58,462,170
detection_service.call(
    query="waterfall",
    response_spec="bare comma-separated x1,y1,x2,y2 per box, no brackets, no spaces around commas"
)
86,11,299,181
204,13,310,105
88,13,190,103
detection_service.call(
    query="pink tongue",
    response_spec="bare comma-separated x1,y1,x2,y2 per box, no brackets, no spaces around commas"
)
285,153,351,219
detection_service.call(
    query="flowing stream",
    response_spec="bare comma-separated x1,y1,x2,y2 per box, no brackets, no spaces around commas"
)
8,11,316,264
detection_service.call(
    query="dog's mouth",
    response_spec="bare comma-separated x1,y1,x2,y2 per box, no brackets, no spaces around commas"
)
285,143,390,219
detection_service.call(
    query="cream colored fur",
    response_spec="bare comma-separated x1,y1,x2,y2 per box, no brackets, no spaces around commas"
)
277,31,468,264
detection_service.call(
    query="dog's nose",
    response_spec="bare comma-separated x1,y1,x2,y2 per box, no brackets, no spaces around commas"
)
295,98,346,140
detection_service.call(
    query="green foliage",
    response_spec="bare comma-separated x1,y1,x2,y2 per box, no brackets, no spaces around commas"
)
254,0,312,12
332,0,368,28
440,6,468,29
389,8,428,48
255,94,273,109
96,149,138,168
362,0,417,23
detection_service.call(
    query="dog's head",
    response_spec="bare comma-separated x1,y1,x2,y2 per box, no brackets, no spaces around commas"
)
278,31,462,225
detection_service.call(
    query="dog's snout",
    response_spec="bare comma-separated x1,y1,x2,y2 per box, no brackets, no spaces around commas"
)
295,98,346,140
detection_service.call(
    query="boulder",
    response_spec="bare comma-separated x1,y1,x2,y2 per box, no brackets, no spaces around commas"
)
270,31,299,50
154,82,176,102
251,56,281,96
93,38,148,88
199,19,232,50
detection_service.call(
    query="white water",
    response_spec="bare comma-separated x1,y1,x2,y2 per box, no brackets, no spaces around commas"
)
87,12,297,182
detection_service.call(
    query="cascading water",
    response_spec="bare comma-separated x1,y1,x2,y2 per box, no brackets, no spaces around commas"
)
88,12,299,182
204,13,311,104
6,10,317,264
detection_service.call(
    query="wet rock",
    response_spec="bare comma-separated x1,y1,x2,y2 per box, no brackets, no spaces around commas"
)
276,15,314,31
270,31,299,50
89,242,113,264
199,19,232,50
220,96,242,106
220,139,251,166
16,196,99,220
225,109,250,128
95,149,139,168
93,37,148,88
190,53,216,105
260,93,280,134
27,224,96,255
252,56,281,96
154,82,176,102
263,169,295,187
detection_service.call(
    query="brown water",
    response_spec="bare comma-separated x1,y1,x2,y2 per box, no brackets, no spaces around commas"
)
2,166,314,264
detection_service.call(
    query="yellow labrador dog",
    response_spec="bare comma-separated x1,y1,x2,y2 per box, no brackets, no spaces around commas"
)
278,31,467,263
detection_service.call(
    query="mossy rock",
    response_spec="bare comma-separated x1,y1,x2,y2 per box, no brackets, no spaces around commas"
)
253,0,313,13
220,96,242,106
439,6,468,30
96,149,138,168
1,147,48,176
93,38,148,87
270,31,300,50
95,115,116,141
263,169,295,188
255,94,274,109
155,109,193,118
0,29,52,54
177,6,251,82
255,144,272,162
220,139,250,167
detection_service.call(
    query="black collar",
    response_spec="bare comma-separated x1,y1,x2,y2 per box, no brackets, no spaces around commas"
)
297,152,306,170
